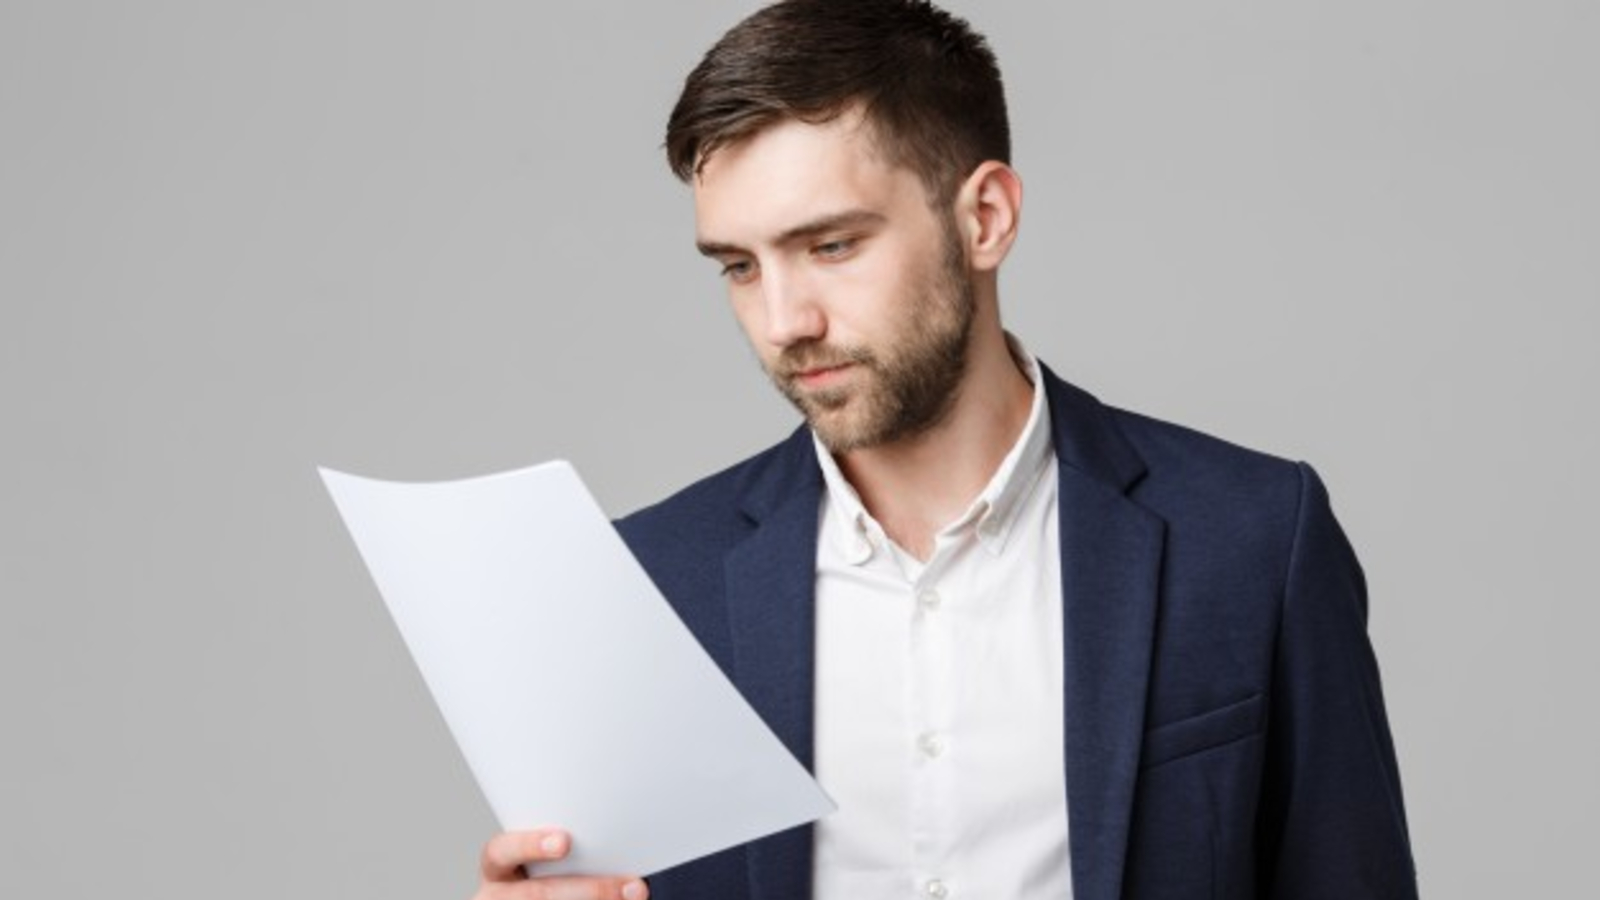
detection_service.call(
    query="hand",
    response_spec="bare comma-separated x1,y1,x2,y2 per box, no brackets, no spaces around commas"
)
471,829,648,900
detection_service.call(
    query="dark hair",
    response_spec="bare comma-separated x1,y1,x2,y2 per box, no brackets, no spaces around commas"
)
665,0,1010,207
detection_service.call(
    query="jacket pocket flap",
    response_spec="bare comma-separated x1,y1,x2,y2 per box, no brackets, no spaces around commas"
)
1141,693,1265,769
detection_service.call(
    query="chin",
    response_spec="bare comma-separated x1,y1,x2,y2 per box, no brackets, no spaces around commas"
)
806,413,858,452
809,413,888,454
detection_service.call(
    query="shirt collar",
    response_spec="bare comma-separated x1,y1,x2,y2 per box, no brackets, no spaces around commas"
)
811,333,1054,565
814,437,882,566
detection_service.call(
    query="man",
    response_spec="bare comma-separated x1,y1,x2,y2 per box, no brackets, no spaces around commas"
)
474,2,1417,898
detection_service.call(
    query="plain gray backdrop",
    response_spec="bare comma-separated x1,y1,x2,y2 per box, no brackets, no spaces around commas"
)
2,1,1595,897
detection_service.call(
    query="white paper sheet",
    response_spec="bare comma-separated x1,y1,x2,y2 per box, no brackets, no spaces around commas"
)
319,460,833,877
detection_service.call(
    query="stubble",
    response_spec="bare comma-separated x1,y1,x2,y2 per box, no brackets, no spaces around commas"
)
771,220,975,453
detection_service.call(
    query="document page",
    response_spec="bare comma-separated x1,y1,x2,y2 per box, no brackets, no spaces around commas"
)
320,460,833,877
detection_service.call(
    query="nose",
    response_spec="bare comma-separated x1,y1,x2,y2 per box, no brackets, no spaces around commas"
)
760,263,826,348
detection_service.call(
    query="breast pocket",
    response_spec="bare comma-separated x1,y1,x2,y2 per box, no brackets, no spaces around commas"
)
1140,693,1265,770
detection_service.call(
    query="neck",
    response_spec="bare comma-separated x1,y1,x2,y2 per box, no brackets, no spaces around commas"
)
835,316,1034,560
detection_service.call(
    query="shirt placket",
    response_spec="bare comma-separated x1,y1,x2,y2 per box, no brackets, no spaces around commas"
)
907,539,959,900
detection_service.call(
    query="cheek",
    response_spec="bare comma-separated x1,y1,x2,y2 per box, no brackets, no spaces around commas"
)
837,252,922,333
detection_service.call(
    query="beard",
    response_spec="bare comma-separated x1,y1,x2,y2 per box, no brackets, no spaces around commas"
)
768,220,975,453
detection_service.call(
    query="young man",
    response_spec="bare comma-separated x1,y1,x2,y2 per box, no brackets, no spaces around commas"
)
474,2,1417,899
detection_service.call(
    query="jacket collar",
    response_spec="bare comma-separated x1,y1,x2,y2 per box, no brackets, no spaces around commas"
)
1038,362,1146,491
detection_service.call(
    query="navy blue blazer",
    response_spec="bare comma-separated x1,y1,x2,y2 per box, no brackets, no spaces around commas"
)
616,366,1417,900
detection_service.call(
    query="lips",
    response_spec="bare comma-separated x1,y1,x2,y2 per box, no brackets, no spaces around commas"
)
777,345,871,391
794,362,854,388
798,362,851,378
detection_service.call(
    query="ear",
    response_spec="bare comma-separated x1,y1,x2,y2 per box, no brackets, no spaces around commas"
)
953,161,1023,273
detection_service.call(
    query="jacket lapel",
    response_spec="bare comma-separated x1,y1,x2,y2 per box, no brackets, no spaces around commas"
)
1044,369,1165,900
723,429,823,900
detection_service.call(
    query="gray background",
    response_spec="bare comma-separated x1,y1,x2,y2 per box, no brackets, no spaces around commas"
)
2,0,1595,897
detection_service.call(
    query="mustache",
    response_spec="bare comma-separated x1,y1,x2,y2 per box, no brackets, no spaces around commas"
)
774,342,875,378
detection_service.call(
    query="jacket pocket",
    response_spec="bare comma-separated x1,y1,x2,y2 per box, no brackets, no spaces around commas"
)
1140,692,1265,769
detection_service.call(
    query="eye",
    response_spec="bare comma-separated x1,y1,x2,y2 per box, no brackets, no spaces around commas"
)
813,238,857,260
719,258,757,284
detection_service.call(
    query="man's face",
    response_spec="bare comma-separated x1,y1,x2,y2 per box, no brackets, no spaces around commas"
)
692,111,974,453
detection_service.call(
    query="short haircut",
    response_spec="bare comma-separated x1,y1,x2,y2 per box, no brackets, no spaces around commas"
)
664,0,1011,207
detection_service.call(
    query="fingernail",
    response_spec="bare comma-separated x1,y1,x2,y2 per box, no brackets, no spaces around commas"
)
621,879,647,900
540,833,566,855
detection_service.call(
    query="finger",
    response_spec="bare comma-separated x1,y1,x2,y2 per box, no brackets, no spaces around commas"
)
480,829,571,880
483,876,649,900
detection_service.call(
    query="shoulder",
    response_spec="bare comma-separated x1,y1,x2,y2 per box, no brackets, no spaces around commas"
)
1040,363,1311,524
616,427,807,536
1111,405,1306,502
1092,402,1355,627
614,427,816,592
1116,404,1313,553
1038,365,1324,577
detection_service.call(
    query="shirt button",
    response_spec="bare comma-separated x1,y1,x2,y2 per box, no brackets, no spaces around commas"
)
925,878,949,899
917,732,944,758
918,589,942,611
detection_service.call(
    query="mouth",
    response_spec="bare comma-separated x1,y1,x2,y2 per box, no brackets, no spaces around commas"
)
792,362,855,389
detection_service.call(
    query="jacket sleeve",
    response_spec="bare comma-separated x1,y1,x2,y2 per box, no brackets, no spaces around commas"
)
1257,463,1420,898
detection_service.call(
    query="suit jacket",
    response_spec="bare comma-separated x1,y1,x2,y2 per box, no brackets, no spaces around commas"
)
616,365,1418,900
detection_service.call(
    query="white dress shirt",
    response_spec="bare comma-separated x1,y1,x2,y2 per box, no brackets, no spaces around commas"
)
811,344,1073,900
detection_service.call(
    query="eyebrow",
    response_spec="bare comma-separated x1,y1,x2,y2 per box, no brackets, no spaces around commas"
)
695,209,887,258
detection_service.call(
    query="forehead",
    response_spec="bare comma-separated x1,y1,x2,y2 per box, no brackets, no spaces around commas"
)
692,112,927,244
